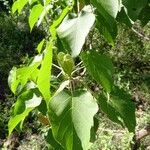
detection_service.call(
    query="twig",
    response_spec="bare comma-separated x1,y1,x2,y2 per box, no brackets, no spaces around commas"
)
132,28,150,41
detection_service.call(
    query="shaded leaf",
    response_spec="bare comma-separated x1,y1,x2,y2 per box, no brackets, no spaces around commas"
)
98,86,136,132
138,3,150,26
117,7,133,27
96,12,117,45
122,0,148,21
46,129,64,150
82,51,114,93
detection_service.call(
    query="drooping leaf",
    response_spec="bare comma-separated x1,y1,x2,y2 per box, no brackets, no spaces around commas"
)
49,90,98,150
98,86,136,132
57,5,95,57
82,51,114,93
96,12,117,45
122,0,148,21
37,41,53,102
29,4,44,31
8,90,42,135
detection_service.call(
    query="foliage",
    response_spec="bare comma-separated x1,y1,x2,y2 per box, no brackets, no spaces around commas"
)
7,0,150,149
0,11,45,146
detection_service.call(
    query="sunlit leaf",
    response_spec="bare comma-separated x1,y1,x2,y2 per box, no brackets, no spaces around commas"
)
12,0,28,14
29,4,44,31
49,90,98,150
37,41,53,102
8,90,42,135
57,5,95,57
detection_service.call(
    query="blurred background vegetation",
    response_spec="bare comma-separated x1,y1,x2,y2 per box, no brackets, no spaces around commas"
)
0,0,150,149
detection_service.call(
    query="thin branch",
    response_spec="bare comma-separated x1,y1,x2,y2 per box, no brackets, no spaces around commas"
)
52,63,62,70
132,28,150,41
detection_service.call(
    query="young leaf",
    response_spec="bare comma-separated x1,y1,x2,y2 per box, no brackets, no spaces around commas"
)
57,5,95,57
82,51,114,93
29,4,44,31
57,52,75,76
98,86,136,132
37,41,53,102
49,90,98,150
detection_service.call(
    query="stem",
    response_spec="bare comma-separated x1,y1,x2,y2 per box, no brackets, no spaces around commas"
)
52,63,62,70
132,27,150,41
71,66,85,76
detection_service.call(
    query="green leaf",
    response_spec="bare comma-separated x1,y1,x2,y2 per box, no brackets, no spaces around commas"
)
8,67,19,94
57,52,75,76
37,41,53,102
91,0,118,45
122,0,148,21
98,87,136,132
8,90,42,135
82,51,114,93
138,3,150,26
46,129,64,150
37,4,52,27
12,0,28,14
96,12,117,45
50,6,71,39
8,109,32,136
53,80,70,97
37,39,45,53
57,5,95,57
8,61,40,94
29,4,44,31
91,0,120,18
117,7,133,27
49,90,98,150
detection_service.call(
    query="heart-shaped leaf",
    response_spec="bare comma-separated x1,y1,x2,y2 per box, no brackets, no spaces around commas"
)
57,5,95,57
49,90,98,150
